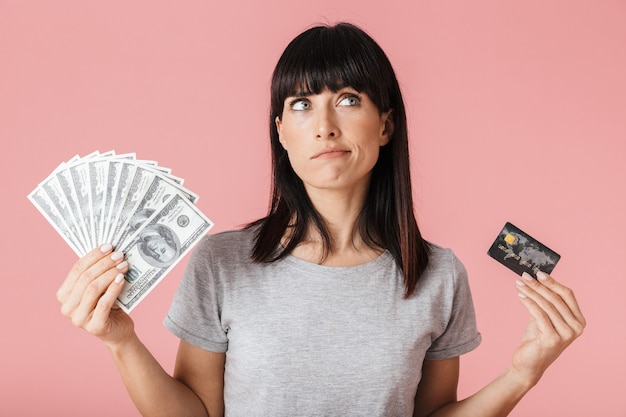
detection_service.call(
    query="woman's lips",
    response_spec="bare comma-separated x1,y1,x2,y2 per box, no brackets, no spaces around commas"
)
311,149,350,159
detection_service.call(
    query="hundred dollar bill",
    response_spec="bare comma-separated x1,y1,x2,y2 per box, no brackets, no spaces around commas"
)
67,151,101,249
100,154,142,244
88,157,110,246
113,170,198,248
69,160,96,250
107,164,156,246
102,160,136,244
99,159,124,246
39,171,88,254
28,187,85,256
56,165,92,251
116,193,213,312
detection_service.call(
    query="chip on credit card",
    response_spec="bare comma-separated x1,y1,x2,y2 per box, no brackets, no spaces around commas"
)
487,222,561,278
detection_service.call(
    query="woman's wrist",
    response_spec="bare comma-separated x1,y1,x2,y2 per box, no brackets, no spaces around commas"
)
503,365,541,394
104,330,141,356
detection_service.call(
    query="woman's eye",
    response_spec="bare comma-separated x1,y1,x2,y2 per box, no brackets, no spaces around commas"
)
339,95,361,106
290,99,311,111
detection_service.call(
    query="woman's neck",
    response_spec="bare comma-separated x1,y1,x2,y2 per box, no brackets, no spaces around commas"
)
290,237,383,267
286,184,383,267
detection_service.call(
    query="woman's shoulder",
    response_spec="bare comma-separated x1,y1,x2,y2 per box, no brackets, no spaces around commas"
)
198,226,256,252
423,241,467,280
188,226,257,266
426,241,457,261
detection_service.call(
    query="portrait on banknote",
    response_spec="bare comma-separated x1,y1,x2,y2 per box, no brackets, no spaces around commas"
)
137,224,180,268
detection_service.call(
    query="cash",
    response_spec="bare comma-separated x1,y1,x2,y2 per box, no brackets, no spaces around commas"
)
28,151,214,313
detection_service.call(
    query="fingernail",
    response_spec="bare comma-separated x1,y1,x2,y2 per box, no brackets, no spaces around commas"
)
111,251,124,261
516,279,525,287
522,272,534,281
536,270,548,280
114,273,124,284
100,243,113,253
116,261,128,270
518,292,527,299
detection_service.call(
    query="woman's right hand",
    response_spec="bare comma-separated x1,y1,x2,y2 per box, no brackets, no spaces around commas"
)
57,243,135,347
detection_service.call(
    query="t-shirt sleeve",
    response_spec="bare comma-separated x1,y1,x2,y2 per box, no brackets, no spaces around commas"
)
163,236,229,352
425,253,481,360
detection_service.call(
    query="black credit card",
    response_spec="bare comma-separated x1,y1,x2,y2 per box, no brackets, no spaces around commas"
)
487,222,561,278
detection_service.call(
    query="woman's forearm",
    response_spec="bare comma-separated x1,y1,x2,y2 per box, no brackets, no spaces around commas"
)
429,367,534,417
106,334,210,417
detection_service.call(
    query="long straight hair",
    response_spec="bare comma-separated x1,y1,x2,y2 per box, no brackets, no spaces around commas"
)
248,22,430,297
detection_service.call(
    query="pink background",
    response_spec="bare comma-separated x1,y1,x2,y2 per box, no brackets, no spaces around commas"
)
1,1,624,416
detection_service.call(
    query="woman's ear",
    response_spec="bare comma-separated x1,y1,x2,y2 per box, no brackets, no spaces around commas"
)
275,116,287,149
380,109,394,146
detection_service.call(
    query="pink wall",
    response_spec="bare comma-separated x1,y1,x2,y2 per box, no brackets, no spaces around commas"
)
1,1,624,415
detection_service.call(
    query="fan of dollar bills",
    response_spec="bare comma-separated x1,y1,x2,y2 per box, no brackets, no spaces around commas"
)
28,151,214,313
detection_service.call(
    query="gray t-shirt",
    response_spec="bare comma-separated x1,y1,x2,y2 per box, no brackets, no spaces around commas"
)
164,228,481,416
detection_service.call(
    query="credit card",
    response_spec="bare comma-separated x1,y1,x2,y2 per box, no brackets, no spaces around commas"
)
487,222,561,278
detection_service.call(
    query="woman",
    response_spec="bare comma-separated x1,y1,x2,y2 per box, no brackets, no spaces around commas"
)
58,22,585,416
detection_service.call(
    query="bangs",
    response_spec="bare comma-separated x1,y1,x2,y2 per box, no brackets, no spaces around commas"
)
271,23,392,117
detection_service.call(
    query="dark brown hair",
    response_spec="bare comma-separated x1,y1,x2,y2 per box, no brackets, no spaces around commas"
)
248,22,430,297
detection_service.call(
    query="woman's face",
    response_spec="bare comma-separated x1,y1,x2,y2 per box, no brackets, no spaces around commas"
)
275,87,393,197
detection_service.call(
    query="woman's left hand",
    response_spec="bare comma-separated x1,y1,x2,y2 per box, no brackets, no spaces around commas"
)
511,271,586,387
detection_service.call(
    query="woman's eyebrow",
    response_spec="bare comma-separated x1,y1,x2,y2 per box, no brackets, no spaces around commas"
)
290,87,352,98
290,90,311,98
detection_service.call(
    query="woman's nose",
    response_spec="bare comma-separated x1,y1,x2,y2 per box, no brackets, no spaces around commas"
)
314,106,339,140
